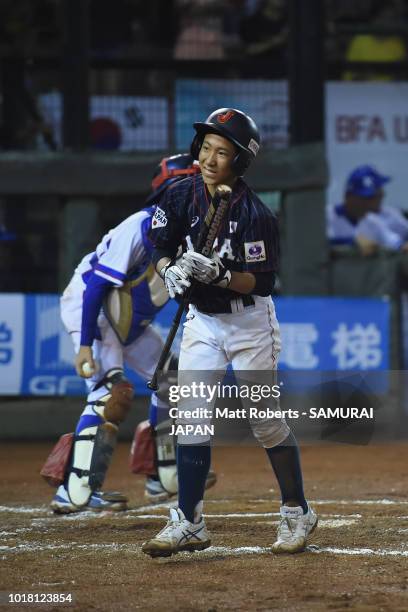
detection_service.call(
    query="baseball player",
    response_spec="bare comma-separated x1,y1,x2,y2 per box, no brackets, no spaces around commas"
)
327,165,408,255
142,108,318,557
42,154,216,513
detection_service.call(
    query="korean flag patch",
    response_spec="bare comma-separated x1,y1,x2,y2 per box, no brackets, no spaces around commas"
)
152,206,168,229
244,240,266,262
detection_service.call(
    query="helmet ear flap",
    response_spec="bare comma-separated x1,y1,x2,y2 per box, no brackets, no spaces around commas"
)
232,152,251,177
190,134,202,161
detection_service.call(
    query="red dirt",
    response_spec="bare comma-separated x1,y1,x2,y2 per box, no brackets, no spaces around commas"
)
1,442,408,611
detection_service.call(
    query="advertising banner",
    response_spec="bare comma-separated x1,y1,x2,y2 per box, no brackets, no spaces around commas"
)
0,294,25,394
276,297,389,371
0,295,389,396
326,82,408,211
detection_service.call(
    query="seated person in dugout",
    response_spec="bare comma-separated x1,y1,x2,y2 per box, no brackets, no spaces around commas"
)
327,165,408,256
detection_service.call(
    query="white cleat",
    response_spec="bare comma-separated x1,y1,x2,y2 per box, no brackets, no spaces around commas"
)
142,508,211,558
272,505,318,554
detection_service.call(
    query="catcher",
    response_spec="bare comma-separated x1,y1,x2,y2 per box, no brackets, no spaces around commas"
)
41,154,216,513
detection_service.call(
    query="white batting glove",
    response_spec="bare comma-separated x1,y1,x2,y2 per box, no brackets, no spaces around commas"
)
181,251,232,289
160,260,191,299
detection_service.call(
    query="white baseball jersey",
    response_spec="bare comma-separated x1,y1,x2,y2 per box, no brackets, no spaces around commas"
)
327,204,408,250
60,207,168,402
75,210,151,286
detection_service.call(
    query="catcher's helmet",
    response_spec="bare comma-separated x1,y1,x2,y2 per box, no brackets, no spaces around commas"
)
190,108,260,176
151,153,200,197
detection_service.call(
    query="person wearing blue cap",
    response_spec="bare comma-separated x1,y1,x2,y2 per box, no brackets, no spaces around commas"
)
327,165,408,255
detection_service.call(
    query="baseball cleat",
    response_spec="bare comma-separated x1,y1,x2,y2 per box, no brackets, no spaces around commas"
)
144,477,174,503
144,470,218,504
271,505,318,554
142,507,211,558
50,485,128,514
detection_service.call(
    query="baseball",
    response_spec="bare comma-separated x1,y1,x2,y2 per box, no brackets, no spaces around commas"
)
82,362,95,376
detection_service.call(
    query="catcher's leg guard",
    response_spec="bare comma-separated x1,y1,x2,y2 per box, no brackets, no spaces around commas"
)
67,368,133,507
155,418,178,495
130,418,217,500
129,417,177,494
150,353,178,494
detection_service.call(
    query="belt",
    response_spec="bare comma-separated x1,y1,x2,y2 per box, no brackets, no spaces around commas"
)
197,295,255,315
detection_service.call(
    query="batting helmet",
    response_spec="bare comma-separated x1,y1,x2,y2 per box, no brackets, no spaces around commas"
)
190,108,260,176
151,153,200,197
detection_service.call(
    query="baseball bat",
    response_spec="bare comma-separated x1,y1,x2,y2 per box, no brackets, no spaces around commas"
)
147,184,232,391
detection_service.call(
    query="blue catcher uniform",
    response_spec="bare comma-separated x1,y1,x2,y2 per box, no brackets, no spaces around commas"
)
55,207,171,511
79,206,163,346
49,154,203,513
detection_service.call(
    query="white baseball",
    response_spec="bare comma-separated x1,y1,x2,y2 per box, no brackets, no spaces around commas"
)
82,362,95,376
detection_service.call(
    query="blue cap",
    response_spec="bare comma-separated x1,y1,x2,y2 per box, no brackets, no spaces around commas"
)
345,165,391,197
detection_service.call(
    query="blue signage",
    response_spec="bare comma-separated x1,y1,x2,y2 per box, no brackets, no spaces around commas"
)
275,297,389,371
0,295,390,396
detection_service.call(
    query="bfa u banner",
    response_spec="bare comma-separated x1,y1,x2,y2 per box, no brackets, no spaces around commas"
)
0,295,389,396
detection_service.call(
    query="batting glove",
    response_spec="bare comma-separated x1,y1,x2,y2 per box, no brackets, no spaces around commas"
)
181,251,232,289
159,259,191,299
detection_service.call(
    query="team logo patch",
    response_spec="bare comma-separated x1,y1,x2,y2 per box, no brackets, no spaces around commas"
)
152,207,168,229
229,221,237,233
191,216,199,227
244,240,266,262
248,138,259,156
217,110,235,124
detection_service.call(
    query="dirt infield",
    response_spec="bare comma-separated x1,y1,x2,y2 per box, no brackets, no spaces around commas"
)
1,442,408,611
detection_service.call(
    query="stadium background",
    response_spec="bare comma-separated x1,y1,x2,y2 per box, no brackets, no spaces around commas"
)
1,1,408,610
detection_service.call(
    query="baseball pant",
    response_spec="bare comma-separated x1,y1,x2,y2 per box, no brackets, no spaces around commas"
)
176,295,290,446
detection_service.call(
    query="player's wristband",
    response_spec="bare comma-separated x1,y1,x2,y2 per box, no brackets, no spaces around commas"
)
158,262,172,280
214,268,232,289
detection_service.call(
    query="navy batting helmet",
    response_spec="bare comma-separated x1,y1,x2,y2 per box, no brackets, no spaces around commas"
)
151,153,200,197
190,108,260,176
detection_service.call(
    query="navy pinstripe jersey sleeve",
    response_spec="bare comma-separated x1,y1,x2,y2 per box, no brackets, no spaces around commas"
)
150,178,192,258
237,191,280,274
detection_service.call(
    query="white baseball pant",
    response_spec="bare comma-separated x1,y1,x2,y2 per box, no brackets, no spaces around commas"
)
177,295,290,446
